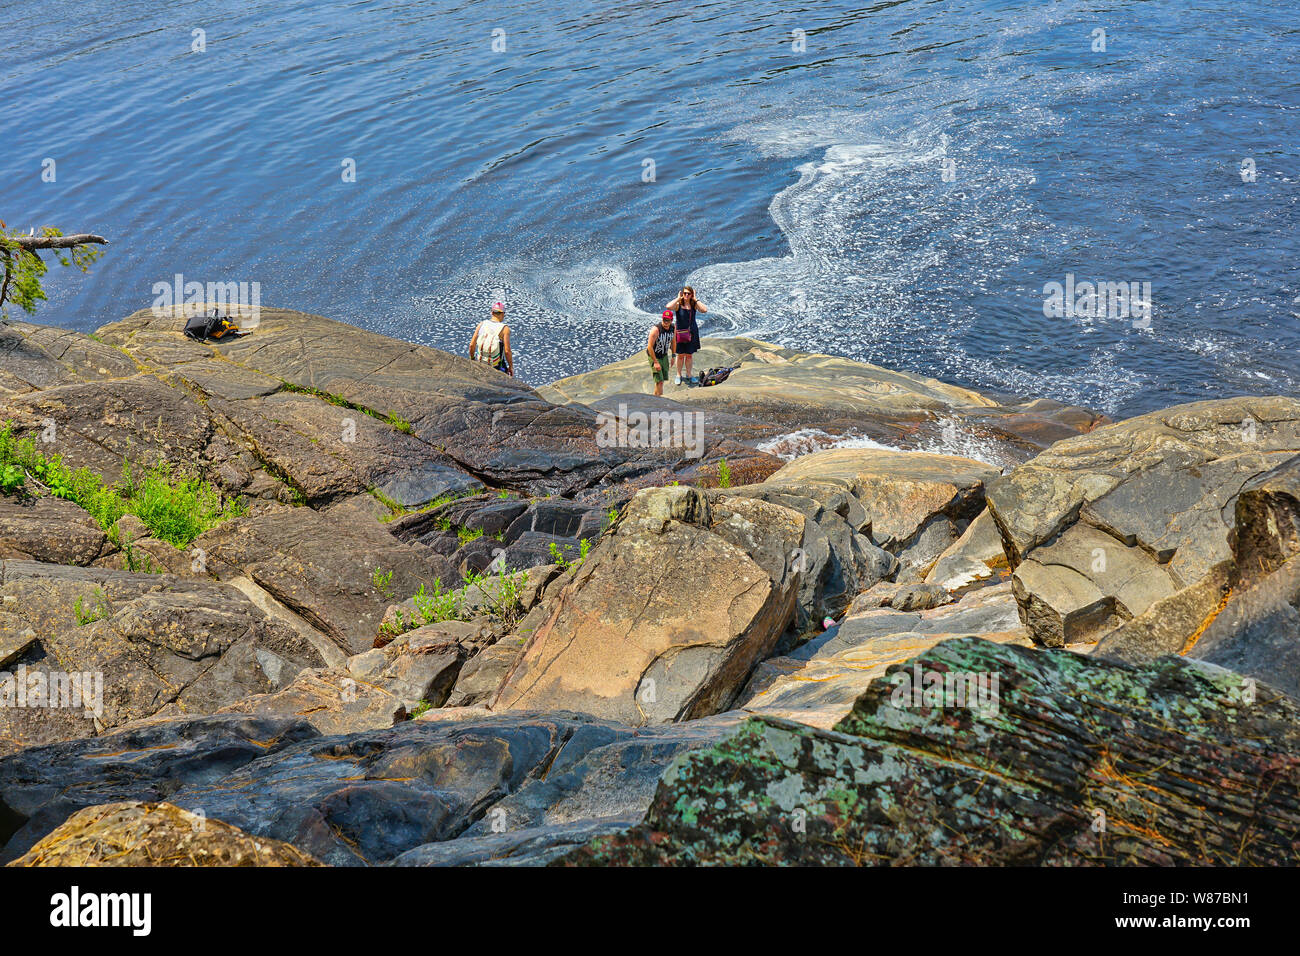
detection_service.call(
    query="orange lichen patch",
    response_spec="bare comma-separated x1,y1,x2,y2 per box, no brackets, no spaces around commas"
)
1108,815,1176,848
1180,587,1233,656
88,743,179,759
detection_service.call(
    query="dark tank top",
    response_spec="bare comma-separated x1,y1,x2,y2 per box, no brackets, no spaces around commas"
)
651,322,673,357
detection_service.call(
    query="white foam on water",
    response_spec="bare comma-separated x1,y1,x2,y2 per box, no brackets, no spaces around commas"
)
757,418,1012,469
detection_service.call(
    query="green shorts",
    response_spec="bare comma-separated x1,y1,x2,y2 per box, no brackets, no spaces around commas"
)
650,357,669,383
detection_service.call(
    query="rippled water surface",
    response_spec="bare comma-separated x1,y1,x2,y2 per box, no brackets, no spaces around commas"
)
4,0,1298,416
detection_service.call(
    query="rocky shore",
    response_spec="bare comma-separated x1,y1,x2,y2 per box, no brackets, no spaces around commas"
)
1,307,1297,866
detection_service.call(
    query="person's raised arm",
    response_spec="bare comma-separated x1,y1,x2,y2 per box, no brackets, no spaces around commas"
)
695,300,708,314
666,295,681,311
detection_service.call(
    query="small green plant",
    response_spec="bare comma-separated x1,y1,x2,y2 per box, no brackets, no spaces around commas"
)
73,588,111,626
457,526,484,546
387,412,413,434
372,567,394,598
409,700,432,719
382,564,532,640
497,489,511,499
111,526,160,574
548,539,591,572
604,507,618,528
0,464,25,494
717,458,732,489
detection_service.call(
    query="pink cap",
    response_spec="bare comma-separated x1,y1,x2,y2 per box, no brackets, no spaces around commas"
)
492,301,505,313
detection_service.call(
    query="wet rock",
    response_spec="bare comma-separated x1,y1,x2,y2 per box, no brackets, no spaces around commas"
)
0,714,320,863
7,800,323,867
561,637,1300,865
168,712,643,865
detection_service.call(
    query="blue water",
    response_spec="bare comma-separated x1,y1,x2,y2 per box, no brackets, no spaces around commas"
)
4,0,1298,417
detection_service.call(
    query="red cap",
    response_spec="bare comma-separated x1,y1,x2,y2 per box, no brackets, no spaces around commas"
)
662,310,674,320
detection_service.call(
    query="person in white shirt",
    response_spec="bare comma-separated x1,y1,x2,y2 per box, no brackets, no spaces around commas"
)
469,301,514,376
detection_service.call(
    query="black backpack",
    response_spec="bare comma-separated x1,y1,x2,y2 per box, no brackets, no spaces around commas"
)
698,366,734,387
183,310,243,341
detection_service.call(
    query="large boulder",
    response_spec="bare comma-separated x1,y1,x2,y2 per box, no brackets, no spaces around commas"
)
561,637,1300,865
763,447,996,580
491,487,807,725
7,801,322,867
987,397,1300,646
0,495,108,565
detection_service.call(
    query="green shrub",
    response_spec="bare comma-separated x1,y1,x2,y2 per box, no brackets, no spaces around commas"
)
130,460,247,547
0,421,245,548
